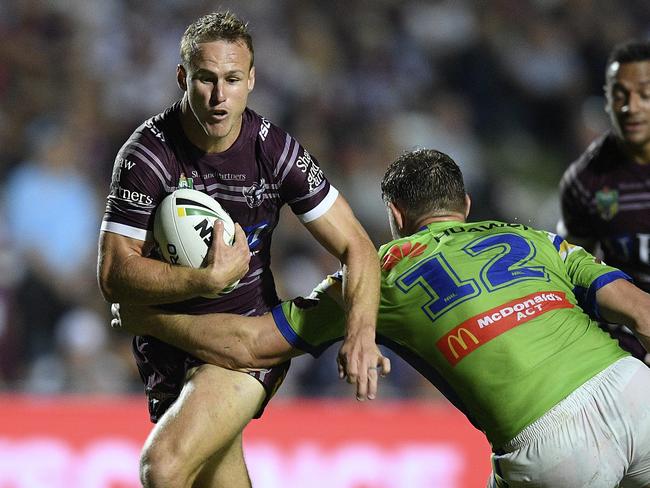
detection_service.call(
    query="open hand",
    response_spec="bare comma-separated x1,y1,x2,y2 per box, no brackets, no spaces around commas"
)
337,326,391,401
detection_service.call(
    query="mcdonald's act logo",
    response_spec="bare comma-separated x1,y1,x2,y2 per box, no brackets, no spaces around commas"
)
437,291,573,366
447,328,480,359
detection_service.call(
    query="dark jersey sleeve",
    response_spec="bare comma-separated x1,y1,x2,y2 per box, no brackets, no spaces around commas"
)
100,123,174,241
261,121,338,222
558,159,595,241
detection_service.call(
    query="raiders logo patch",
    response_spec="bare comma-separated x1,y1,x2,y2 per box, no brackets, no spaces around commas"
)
595,187,618,220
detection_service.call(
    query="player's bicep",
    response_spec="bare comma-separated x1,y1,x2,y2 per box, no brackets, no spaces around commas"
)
303,195,371,260
97,231,152,299
103,137,170,237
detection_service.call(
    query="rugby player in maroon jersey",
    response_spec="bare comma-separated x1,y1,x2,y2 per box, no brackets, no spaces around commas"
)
558,40,650,366
97,11,385,488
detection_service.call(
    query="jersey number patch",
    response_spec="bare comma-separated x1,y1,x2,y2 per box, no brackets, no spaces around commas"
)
396,233,549,322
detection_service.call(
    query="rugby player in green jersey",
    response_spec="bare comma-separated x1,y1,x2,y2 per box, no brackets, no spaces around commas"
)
114,149,650,487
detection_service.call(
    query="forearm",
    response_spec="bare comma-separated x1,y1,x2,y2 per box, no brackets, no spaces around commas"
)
147,311,256,369
596,279,650,352
102,253,209,304
303,196,380,335
303,195,386,400
97,229,244,304
340,239,380,336
119,306,297,369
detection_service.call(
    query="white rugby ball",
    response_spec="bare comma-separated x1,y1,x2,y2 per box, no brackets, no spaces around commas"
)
154,188,240,295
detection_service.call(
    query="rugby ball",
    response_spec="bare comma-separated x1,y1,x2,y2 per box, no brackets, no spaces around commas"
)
154,188,240,295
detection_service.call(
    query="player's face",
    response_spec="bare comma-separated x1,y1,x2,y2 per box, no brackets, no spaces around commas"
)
180,40,255,152
605,60,650,150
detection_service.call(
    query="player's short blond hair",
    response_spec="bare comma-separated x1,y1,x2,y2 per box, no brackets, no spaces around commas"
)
180,11,254,69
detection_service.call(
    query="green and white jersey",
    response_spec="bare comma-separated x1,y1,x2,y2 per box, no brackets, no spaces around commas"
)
272,220,630,448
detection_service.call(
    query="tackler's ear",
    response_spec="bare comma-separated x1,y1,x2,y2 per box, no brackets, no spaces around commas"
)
177,65,188,91
388,201,406,233
464,194,472,219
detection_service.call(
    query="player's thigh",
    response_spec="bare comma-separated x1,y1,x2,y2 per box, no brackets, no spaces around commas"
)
192,432,251,488
144,364,265,472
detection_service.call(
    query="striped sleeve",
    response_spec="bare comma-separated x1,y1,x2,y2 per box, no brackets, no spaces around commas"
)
264,123,337,221
101,124,173,240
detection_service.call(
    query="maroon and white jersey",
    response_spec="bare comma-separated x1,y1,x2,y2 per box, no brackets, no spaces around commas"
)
101,102,338,315
559,132,650,292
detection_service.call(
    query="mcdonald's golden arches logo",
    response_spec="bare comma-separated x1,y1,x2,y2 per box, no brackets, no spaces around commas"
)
447,328,480,359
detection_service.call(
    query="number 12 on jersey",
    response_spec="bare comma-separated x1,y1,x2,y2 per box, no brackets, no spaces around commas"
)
395,233,549,322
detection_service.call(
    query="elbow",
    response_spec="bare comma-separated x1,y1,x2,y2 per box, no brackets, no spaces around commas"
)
97,266,121,303
200,325,260,370
97,231,141,303
234,327,264,369
97,247,118,302
340,234,378,266
97,272,113,302
232,325,283,369
352,230,379,260
238,318,293,368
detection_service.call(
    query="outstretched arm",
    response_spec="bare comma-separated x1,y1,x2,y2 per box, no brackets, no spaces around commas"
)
596,278,650,353
114,275,391,400
304,195,387,400
115,303,298,370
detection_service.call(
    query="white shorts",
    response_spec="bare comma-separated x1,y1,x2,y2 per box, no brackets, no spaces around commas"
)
487,356,650,488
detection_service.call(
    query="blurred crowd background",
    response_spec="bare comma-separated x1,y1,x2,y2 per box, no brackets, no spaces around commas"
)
0,0,648,400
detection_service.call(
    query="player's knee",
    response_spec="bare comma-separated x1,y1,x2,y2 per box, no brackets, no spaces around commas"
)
140,441,191,488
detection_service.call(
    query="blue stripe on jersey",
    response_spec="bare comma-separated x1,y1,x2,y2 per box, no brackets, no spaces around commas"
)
271,306,318,356
574,270,631,319
272,302,343,358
